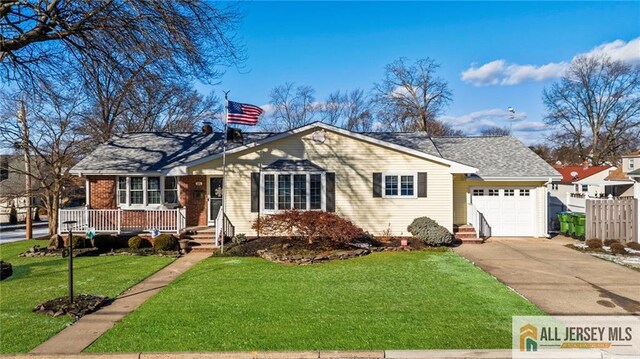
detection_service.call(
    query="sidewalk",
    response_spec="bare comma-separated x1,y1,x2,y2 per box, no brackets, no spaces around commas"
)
30,252,211,355
6,349,513,358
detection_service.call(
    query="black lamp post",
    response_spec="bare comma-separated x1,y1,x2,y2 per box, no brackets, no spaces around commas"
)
62,220,76,303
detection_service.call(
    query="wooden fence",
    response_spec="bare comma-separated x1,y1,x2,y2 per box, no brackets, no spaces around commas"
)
586,197,638,243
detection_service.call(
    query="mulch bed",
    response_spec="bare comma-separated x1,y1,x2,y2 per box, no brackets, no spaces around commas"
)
33,295,110,320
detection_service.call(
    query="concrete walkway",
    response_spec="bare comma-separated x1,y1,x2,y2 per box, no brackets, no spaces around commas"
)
454,237,640,315
6,349,512,358
30,252,211,355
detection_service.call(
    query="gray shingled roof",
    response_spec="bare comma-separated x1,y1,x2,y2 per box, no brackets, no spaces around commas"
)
71,126,559,179
263,159,325,172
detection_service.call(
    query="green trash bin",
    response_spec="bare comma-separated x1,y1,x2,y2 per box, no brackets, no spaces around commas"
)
567,213,576,237
558,212,571,235
574,213,586,240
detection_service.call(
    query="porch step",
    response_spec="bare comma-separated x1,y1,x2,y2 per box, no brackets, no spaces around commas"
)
453,225,476,233
455,232,478,239
188,239,216,245
189,234,216,240
189,245,217,253
453,224,480,243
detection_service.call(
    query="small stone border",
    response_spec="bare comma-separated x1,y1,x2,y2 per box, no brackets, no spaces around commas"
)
33,295,110,320
257,248,371,265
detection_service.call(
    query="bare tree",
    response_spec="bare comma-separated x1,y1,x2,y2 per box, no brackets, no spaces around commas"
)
321,89,374,132
263,83,318,131
0,84,85,236
373,57,457,135
480,126,511,136
1,1,243,86
543,55,640,165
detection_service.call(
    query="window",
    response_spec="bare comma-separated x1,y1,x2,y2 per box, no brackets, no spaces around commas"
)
582,185,588,192
130,177,144,204
117,176,178,207
117,177,127,204
164,177,178,204
262,173,325,212
383,174,416,197
264,174,275,210
551,183,559,191
630,159,635,169
520,189,530,196
504,189,515,196
472,189,484,196
488,189,499,196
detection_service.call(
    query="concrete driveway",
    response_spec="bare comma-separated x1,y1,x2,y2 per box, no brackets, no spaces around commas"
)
454,237,640,315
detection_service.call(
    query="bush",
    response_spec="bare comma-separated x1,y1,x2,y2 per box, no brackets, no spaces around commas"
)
609,242,627,255
92,234,117,252
407,216,453,246
252,210,368,244
232,233,248,245
9,204,17,225
627,242,640,251
70,235,90,249
128,236,151,250
603,239,619,246
585,239,603,249
153,234,178,251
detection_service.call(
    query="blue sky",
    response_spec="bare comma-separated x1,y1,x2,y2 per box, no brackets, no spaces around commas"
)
206,1,640,144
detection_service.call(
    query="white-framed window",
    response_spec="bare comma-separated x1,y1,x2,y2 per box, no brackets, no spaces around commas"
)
582,184,588,192
504,189,515,196
383,173,416,198
472,189,484,196
116,176,179,207
261,172,325,212
630,159,635,169
551,183,559,191
519,189,530,196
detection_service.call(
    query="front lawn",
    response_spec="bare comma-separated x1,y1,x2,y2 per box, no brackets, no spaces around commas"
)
0,240,174,354
87,251,544,352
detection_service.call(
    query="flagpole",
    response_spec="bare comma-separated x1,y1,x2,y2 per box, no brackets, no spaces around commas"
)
221,90,230,254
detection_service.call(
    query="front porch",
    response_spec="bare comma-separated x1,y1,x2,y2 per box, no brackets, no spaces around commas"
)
58,207,187,234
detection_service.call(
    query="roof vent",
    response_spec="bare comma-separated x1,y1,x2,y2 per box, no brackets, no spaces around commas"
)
202,121,213,135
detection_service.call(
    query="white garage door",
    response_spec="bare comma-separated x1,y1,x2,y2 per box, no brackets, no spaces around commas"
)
471,188,536,237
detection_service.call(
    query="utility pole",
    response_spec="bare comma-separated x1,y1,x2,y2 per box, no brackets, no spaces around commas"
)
17,100,32,240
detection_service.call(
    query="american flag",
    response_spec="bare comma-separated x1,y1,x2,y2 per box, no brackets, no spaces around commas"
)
227,100,264,125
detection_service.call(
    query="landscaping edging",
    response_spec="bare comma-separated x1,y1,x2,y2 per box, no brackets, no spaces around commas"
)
256,248,370,264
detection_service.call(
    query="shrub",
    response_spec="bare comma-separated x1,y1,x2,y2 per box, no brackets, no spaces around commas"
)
407,217,453,246
627,242,640,251
232,233,248,245
92,234,117,252
252,210,368,244
8,204,17,225
128,236,151,250
153,234,178,251
609,242,626,255
70,235,90,249
585,239,603,249
603,239,620,246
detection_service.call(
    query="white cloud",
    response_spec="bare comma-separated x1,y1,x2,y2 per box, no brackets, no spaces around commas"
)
461,37,640,86
438,108,527,135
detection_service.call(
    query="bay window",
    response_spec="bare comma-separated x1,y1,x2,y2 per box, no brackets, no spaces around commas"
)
116,176,180,207
262,172,325,212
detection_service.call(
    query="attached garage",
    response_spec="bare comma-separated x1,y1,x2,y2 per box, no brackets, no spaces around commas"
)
471,187,537,237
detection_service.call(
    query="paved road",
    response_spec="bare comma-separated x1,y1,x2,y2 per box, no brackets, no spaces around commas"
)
0,226,49,243
455,237,640,315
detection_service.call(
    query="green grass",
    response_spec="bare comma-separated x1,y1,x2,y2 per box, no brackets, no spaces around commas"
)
87,251,544,352
0,240,174,354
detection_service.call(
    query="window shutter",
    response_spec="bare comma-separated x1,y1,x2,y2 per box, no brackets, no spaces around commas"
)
326,172,335,212
251,172,259,213
418,172,427,198
373,173,382,198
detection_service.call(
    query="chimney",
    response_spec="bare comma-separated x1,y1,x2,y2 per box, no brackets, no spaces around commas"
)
202,121,213,135
582,160,589,170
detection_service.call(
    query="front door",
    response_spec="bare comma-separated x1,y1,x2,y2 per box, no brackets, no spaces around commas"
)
208,177,223,223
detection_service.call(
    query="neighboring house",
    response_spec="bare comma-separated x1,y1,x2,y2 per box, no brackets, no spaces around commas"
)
0,154,40,223
548,164,613,218
69,122,560,239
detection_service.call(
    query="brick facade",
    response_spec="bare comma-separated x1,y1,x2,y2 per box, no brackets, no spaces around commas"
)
179,175,207,227
87,175,117,209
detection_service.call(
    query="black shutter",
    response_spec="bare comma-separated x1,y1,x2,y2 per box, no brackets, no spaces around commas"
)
251,172,259,213
326,172,335,212
418,172,427,198
373,173,382,198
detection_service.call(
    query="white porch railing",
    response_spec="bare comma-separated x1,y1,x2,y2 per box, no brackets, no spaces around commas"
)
58,207,186,234
467,203,491,238
215,207,235,247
